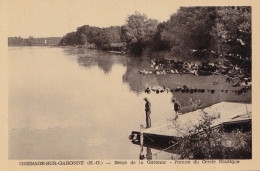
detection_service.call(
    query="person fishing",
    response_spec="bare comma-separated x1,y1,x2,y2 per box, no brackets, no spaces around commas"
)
144,98,151,128
172,98,181,120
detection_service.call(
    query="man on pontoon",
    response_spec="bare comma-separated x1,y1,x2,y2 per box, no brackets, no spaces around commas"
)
172,98,181,120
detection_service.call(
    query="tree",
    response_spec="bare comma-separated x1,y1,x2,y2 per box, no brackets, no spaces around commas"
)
211,7,251,60
76,25,101,44
94,27,122,49
60,32,78,45
26,36,36,46
121,12,158,55
160,7,217,58
76,33,88,45
8,37,25,46
60,25,123,49
150,22,171,51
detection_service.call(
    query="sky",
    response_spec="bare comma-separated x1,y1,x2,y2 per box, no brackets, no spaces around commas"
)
7,0,182,38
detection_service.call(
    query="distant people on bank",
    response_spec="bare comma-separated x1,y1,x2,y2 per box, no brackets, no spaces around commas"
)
172,98,181,120
144,98,151,128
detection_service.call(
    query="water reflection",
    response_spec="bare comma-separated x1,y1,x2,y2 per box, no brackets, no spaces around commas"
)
123,57,160,94
70,48,251,111
138,125,152,160
121,55,251,109
146,147,152,160
66,48,126,74
139,146,152,160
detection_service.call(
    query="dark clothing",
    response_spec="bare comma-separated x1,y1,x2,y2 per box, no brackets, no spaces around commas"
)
173,102,181,120
145,101,151,128
146,111,151,128
174,102,180,112
145,101,151,112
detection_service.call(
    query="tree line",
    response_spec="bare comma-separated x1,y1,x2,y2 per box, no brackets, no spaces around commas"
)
8,36,62,46
59,25,123,50
60,6,251,62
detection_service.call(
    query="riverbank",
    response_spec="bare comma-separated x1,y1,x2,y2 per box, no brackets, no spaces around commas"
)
8,37,62,46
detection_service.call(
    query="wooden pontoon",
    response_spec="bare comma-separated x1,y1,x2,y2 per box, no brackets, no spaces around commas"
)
129,102,251,146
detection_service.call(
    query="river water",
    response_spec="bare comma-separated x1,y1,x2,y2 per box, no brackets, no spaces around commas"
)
8,46,251,159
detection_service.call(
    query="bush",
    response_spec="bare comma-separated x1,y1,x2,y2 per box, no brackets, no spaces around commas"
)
174,111,252,159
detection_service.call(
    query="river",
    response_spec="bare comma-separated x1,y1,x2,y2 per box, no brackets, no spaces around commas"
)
8,46,251,159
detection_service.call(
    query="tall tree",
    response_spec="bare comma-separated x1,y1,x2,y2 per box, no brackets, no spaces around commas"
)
160,7,217,58
121,12,158,55
211,7,251,60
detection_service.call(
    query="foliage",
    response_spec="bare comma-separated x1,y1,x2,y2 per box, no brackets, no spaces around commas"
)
150,22,171,51
8,36,25,46
60,25,123,49
156,6,251,61
59,7,251,63
211,7,251,59
94,26,122,49
60,12,158,53
8,36,62,46
175,111,252,159
60,32,78,45
121,12,159,55
160,7,217,58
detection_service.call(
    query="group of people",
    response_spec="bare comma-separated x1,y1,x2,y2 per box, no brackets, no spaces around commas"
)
143,97,181,128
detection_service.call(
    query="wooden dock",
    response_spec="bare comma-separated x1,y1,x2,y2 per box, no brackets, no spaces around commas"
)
129,102,251,146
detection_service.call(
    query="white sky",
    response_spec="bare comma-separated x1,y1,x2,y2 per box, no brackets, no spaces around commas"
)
7,0,182,38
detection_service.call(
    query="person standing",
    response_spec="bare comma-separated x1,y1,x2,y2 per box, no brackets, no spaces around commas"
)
172,98,181,120
144,98,151,128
